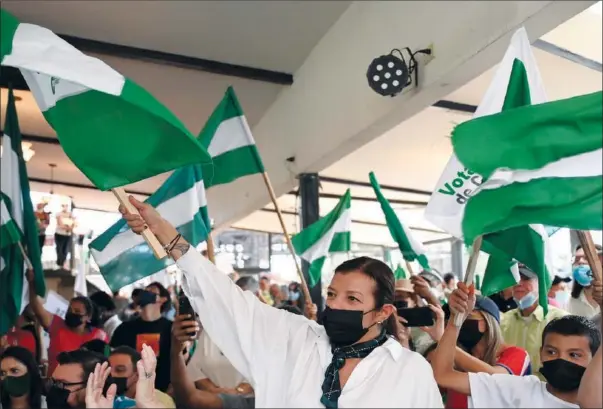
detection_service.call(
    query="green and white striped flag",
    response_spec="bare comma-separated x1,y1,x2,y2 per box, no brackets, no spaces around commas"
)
199,86,265,188
454,91,602,237
0,88,46,335
292,190,352,287
0,194,22,249
369,172,431,272
89,165,210,292
426,28,557,314
1,10,211,190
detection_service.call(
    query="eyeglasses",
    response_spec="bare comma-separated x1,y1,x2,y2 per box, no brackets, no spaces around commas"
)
44,378,86,393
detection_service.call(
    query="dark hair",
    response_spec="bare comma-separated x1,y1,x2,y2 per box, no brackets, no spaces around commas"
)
70,296,94,316
443,273,456,285
81,339,110,357
260,276,270,282
542,315,601,355
56,349,106,382
277,304,303,315
131,288,143,298
89,291,116,312
236,276,259,293
571,244,602,299
110,346,141,368
0,346,43,409
333,257,401,342
146,282,171,313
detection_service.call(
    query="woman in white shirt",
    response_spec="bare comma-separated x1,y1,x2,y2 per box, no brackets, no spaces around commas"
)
568,245,602,319
120,197,443,408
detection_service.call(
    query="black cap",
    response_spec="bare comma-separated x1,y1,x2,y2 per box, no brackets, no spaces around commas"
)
552,275,572,285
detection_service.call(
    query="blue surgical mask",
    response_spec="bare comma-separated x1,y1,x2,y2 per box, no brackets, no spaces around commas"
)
514,292,537,310
289,291,300,302
573,265,593,287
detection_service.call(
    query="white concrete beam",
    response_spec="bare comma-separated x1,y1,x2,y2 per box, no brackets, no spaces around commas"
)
208,0,596,229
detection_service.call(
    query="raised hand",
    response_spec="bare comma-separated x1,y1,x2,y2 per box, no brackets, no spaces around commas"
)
171,314,200,351
305,302,318,321
86,362,115,409
135,344,162,408
118,196,165,235
448,283,475,323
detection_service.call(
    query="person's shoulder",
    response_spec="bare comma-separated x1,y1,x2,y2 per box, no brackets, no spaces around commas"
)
546,305,569,319
155,390,176,408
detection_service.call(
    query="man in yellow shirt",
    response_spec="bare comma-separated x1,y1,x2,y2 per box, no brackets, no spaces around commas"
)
500,265,567,378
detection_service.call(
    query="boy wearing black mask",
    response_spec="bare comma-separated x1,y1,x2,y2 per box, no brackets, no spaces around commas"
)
433,283,600,408
110,282,172,391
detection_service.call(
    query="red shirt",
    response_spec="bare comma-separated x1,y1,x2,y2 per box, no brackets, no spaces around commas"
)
446,346,531,409
47,315,108,376
5,327,37,359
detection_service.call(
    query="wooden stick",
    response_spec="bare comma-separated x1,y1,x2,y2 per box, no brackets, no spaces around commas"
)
260,172,312,304
112,188,167,259
575,230,602,283
17,242,33,270
405,260,415,276
206,233,216,264
453,236,483,327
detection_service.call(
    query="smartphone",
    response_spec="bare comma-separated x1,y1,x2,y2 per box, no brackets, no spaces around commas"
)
396,306,435,327
178,295,198,337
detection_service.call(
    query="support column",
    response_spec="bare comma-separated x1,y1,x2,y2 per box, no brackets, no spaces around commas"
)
451,238,464,280
299,173,323,312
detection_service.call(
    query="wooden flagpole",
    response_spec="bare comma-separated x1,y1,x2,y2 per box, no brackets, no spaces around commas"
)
206,233,216,264
453,235,483,327
17,242,33,270
405,260,415,276
112,188,167,259
260,172,313,304
575,230,602,283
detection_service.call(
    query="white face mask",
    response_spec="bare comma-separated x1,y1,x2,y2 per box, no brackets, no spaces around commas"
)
554,291,570,307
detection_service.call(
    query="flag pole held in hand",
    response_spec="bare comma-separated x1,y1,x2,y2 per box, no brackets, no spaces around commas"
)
206,234,216,264
575,230,602,283
112,187,167,259
453,236,483,327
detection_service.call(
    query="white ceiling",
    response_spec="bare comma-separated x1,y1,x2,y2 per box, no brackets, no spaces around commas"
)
1,0,351,73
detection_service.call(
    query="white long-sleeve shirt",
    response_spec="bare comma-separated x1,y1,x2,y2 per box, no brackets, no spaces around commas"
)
179,248,443,408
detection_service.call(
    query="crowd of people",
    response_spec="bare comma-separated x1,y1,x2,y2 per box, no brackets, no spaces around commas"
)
0,196,601,408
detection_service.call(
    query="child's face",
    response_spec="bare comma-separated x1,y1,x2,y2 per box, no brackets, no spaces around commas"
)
540,332,593,368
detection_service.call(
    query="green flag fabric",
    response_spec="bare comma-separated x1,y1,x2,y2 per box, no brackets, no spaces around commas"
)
454,91,602,239
198,86,265,188
89,165,210,292
369,172,431,271
0,88,46,335
292,190,352,287
0,10,211,190
0,194,22,249
394,264,408,280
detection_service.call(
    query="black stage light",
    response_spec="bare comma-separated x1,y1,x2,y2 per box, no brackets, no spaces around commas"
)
366,47,432,97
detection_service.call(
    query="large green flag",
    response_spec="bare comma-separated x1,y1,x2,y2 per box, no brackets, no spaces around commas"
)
292,190,352,287
455,91,602,238
198,86,265,188
0,194,22,248
1,10,211,190
369,172,431,271
0,88,46,335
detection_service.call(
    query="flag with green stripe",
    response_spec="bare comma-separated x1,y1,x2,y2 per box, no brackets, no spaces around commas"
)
1,88,46,335
89,165,210,292
426,27,556,314
292,190,351,287
0,194,22,249
394,264,408,280
198,86,264,188
0,9,210,190
369,172,431,271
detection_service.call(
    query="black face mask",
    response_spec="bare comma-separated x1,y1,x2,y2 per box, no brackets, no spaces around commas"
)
540,358,587,391
0,373,31,397
458,319,484,352
103,376,129,396
138,290,157,308
64,312,84,328
45,385,71,408
321,306,376,347
394,300,408,310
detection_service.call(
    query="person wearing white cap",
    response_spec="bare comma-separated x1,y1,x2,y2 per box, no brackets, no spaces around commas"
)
500,264,567,378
